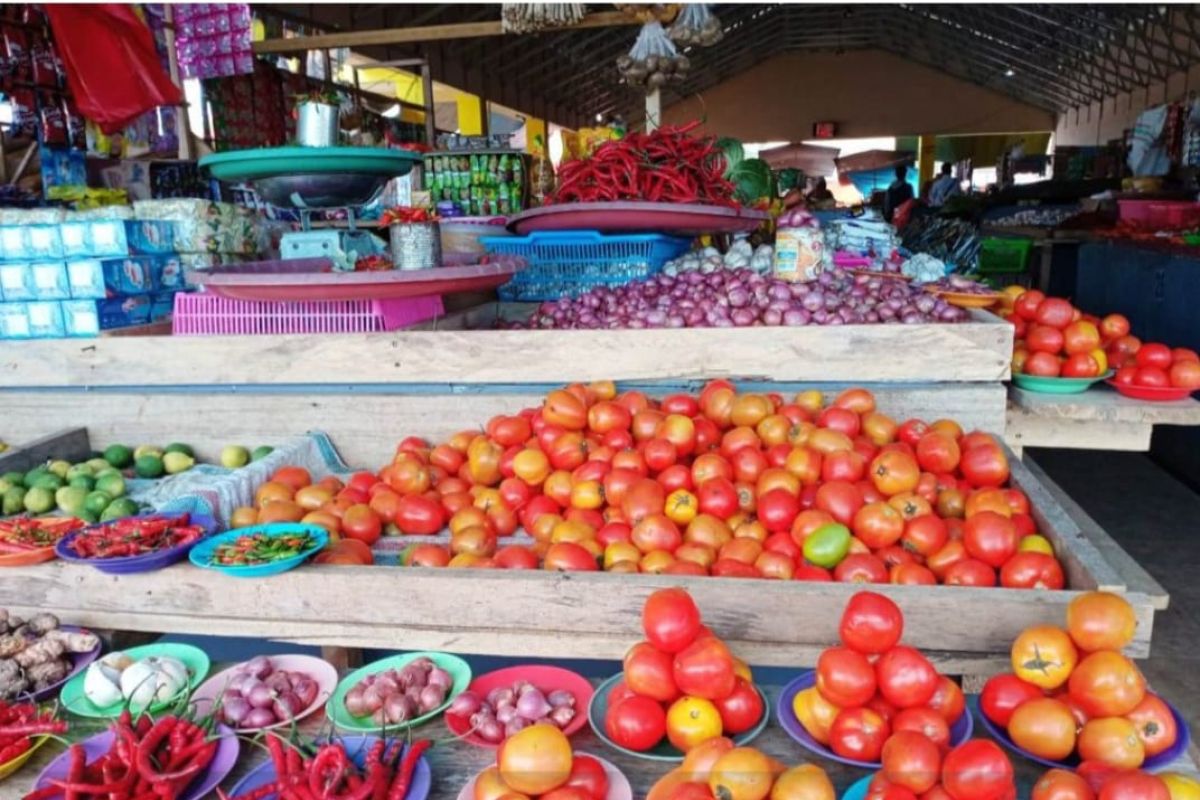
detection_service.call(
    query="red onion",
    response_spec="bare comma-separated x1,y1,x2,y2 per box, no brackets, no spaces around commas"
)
449,692,481,717
547,690,575,708
221,696,250,725
243,657,272,680
245,707,276,728
273,692,302,721
486,687,514,707
479,719,504,742
548,705,576,728
505,718,530,737
783,309,810,326
516,687,552,720
248,684,275,710
418,685,445,713
345,686,369,717
293,678,319,708
426,667,453,691
762,309,783,326
384,693,416,724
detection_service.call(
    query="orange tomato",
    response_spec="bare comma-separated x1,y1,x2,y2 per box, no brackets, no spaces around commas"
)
708,747,774,800
1077,717,1145,770
451,525,497,557
686,515,733,549
1007,698,1078,761
254,481,293,508
271,466,312,492
791,686,840,744
499,724,574,795
675,543,716,569
259,500,305,524
870,450,920,496
770,765,834,800
294,485,334,512
639,550,676,574
665,489,699,525
666,696,723,751
730,394,771,427
1012,626,1078,690
301,511,340,536
965,487,1013,518
341,504,382,545
1066,591,1137,653
1068,651,1146,717
230,506,258,529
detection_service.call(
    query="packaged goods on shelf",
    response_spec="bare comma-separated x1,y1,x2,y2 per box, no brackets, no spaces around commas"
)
59,218,177,257
132,199,263,255
424,151,528,217
66,255,185,299
60,291,177,337
824,210,900,255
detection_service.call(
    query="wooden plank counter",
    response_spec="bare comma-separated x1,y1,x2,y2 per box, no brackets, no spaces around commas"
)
12,678,1199,799
1006,386,1200,453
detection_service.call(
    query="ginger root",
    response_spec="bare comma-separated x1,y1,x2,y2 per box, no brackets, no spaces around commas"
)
12,637,64,668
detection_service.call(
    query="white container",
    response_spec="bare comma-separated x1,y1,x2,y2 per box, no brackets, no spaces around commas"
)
0,302,30,339
29,262,70,300
0,263,33,301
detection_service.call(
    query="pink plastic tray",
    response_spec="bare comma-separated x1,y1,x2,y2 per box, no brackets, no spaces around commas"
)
508,201,771,236
185,257,523,302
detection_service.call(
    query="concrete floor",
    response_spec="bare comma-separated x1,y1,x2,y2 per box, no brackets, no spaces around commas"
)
1033,447,1200,731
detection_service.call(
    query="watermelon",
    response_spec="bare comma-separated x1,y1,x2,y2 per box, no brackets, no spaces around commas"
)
716,137,744,176
728,158,774,204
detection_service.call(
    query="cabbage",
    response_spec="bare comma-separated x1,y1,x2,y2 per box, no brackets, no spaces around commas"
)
728,158,773,204
716,137,744,176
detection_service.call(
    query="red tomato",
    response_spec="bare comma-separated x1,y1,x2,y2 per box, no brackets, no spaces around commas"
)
395,495,445,535
1031,768,1095,800
714,678,764,735
815,480,865,526
644,438,678,472
673,636,736,701
959,445,1009,488
623,641,679,702
1100,314,1130,341
963,511,1018,568
1112,366,1138,387
898,419,930,448
1169,360,1200,389
916,432,961,473
1173,347,1200,363
543,542,598,572
835,554,889,584
876,645,939,709
758,488,800,533
1000,552,1065,590
816,645,877,707
882,730,943,794
710,558,761,578
623,479,666,526
943,558,996,587
1068,651,1146,717
1063,321,1101,355
1097,772,1169,800
1062,353,1100,378
1025,352,1063,377
940,740,1014,800
980,674,1044,727
697,478,739,520
891,563,937,585
494,544,538,569
1136,343,1173,370
1028,325,1066,355
823,450,867,483
564,755,609,800
866,774,918,800
642,588,702,654
927,676,966,725
820,406,862,438
632,513,683,554
795,563,834,581
1015,290,1046,321
1076,762,1119,794
1134,366,1170,388
893,706,952,751
605,695,667,751
854,502,905,550
1035,298,1075,329
840,592,902,652
902,515,949,558
1125,693,1178,757
830,707,890,762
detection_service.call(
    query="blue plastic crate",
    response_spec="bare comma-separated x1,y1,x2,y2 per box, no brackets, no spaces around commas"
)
481,230,691,301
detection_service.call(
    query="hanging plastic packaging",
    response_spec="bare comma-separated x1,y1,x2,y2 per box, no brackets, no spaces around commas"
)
44,4,182,134
616,21,690,92
668,5,724,47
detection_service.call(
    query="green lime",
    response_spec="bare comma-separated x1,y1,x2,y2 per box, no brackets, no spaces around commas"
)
47,460,71,479
2,486,25,516
29,473,64,491
65,464,94,482
1,471,24,487
134,455,165,479
803,522,852,568
103,444,133,469
22,486,55,515
221,446,250,468
95,473,126,499
54,486,89,516
100,497,139,521
163,452,195,474
68,475,95,492
84,491,112,517
164,443,195,458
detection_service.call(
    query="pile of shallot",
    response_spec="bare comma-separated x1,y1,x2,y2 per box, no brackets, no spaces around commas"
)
510,268,970,330
344,657,452,727
218,656,320,729
446,680,577,744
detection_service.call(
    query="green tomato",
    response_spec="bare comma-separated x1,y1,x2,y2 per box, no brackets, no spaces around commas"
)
802,522,851,568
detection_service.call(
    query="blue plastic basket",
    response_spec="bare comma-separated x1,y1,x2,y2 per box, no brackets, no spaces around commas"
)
481,230,691,301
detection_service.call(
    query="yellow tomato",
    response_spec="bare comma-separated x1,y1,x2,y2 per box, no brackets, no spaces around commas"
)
1002,284,1026,309
512,448,550,485
709,747,775,800
604,541,640,569
666,696,723,751
791,686,840,745
498,724,573,795
1011,625,1078,690
770,765,835,800
794,390,824,416
1089,348,1109,375
665,489,699,525
1160,773,1200,800
640,550,676,574
732,656,753,683
551,519,595,544
1019,535,1055,556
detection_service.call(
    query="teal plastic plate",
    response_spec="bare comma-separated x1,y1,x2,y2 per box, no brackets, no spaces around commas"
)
1013,370,1114,394
326,652,471,732
189,524,328,578
200,147,419,181
842,775,872,800
60,642,210,719
587,673,769,762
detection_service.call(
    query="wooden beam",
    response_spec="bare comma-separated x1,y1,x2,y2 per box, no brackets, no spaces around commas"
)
253,11,637,54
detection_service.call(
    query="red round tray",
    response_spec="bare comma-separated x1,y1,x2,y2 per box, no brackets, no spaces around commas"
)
185,257,522,302
508,201,771,235
1106,380,1198,402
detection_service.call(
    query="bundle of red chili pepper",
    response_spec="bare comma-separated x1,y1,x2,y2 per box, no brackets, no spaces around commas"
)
550,122,737,206
66,515,204,560
23,711,216,800
353,254,393,272
0,700,66,765
380,207,438,225
219,734,430,800
0,517,83,552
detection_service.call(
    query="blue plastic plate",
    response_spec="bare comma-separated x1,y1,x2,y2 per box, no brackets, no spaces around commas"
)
188,524,328,578
842,775,872,800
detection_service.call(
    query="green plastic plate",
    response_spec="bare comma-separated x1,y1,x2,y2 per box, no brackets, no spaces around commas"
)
59,642,210,719
326,652,471,732
1013,371,1114,394
200,146,420,182
587,673,769,762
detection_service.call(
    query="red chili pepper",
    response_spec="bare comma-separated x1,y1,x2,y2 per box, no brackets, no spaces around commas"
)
135,717,176,784
386,740,430,800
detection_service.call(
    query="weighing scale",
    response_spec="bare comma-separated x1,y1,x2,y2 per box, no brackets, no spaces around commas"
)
199,146,422,269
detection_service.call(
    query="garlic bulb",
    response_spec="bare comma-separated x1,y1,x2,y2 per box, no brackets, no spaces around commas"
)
83,653,131,708
119,656,189,710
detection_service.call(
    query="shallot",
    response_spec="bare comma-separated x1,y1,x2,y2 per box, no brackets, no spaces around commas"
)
448,679,580,743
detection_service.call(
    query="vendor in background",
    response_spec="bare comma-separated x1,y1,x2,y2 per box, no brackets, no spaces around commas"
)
806,177,835,206
882,163,914,222
928,162,962,207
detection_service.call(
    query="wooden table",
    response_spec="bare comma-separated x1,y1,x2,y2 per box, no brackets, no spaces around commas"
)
1005,386,1200,454
12,678,1199,799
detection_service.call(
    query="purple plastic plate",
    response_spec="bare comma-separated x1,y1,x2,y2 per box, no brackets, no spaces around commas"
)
29,625,101,702
508,201,771,236
185,257,523,302
54,513,217,575
977,695,1190,771
231,735,431,800
35,726,238,800
777,670,973,768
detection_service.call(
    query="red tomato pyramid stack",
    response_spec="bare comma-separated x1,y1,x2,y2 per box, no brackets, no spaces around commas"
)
604,587,765,752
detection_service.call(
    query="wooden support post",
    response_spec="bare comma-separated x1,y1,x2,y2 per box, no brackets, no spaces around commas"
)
421,62,436,145
321,646,363,672
645,89,661,131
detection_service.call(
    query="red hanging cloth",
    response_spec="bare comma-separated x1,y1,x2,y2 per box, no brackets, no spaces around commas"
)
45,4,182,134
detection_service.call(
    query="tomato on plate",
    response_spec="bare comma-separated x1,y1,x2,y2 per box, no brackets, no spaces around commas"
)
892,706,951,751
980,673,1044,727
714,678,764,735
564,755,609,800
624,641,679,702
927,676,966,725
816,645,877,707
605,695,667,751
839,591,904,655
875,645,938,709
643,587,702,654
1008,698,1078,761
1096,772,1170,800
1066,592,1138,653
792,685,840,745
674,636,736,701
708,747,775,800
666,696,723,751
1012,626,1078,690
940,740,1014,800
1031,768,1095,800
882,730,942,794
1068,651,1146,717
830,707,890,762
1125,693,1178,757
1077,717,1145,770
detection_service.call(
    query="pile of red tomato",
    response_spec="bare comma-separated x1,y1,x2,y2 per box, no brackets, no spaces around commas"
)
1032,766,1181,800
604,588,764,753
981,591,1179,772
859,739,1015,800
793,593,968,767
373,380,1065,590
1004,288,1200,390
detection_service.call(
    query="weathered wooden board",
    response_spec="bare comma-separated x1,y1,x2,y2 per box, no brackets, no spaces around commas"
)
0,383,1007,470
0,427,90,473
1011,386,1200,425
1005,407,1153,452
0,314,1012,386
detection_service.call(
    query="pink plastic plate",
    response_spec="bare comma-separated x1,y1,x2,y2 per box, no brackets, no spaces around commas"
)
444,665,594,748
508,201,771,236
455,753,631,800
185,257,523,302
188,654,338,732
1106,380,1199,402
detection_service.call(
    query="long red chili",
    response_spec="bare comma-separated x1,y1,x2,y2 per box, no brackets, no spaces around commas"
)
134,717,176,784
386,740,430,800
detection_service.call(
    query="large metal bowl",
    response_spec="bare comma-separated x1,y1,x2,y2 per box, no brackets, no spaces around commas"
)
251,172,391,209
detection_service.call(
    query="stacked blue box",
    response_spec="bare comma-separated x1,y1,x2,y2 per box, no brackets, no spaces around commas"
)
61,292,176,337
59,219,176,258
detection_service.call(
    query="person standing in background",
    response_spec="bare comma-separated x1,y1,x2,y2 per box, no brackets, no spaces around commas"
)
928,162,962,207
883,163,914,222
